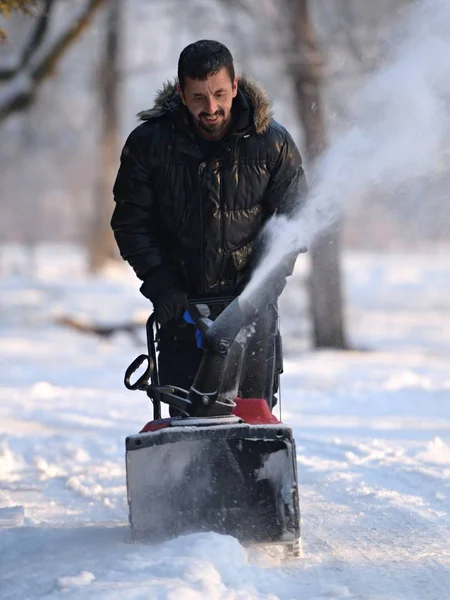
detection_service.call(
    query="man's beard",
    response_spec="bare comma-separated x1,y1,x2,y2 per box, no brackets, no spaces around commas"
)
197,110,228,136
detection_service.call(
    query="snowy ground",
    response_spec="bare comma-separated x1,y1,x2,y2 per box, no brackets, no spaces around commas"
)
1,245,450,600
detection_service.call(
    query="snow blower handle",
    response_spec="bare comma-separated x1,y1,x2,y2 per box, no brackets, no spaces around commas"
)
184,299,235,350
186,303,214,336
124,354,154,391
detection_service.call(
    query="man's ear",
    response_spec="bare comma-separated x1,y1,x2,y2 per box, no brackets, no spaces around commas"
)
176,83,186,105
232,76,238,98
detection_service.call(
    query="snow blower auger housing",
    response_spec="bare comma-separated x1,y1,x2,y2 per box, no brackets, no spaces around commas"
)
124,297,300,553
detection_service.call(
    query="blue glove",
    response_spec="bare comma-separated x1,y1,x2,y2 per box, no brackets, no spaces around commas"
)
183,310,203,349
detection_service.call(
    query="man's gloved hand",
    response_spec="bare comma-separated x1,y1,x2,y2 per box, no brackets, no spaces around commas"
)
152,289,188,325
140,267,188,325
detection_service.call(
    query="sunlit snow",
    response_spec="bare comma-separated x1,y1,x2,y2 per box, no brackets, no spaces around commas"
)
1,244,449,599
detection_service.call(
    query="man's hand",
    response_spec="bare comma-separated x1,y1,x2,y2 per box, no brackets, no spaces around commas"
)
152,289,188,325
140,268,188,325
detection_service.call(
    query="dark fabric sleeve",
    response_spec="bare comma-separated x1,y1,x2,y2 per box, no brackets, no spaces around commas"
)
263,130,308,218
111,130,169,280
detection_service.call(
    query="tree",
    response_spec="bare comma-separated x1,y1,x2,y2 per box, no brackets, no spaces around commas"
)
289,0,347,348
89,0,122,271
0,0,114,271
0,0,107,125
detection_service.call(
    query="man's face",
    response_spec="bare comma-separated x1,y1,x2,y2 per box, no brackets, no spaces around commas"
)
178,68,238,140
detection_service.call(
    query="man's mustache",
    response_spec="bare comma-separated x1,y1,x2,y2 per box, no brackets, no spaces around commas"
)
199,110,224,118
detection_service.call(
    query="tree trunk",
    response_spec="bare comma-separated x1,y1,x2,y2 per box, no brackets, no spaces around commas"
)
89,0,121,271
290,0,347,348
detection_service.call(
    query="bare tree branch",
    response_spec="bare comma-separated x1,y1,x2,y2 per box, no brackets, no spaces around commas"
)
19,0,53,66
55,314,146,343
0,0,36,15
0,0,107,124
0,0,54,80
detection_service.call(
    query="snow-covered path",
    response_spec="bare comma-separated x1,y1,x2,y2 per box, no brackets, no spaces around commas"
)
290,353,450,600
1,247,450,599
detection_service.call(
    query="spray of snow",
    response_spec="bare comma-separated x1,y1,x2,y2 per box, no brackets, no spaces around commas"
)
243,0,450,301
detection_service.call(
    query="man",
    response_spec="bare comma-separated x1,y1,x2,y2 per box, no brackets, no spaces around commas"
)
111,40,307,408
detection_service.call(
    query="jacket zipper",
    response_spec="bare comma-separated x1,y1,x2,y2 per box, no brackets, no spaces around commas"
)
219,160,225,284
198,161,206,290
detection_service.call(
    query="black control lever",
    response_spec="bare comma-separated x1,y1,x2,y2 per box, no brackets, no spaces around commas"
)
124,298,240,420
124,354,154,391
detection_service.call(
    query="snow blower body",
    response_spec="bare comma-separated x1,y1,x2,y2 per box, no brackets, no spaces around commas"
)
124,293,300,548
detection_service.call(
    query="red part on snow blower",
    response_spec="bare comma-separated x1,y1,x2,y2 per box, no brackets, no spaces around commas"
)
140,398,279,432
233,397,280,425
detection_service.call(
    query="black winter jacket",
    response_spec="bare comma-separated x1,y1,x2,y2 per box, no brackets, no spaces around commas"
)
111,76,306,298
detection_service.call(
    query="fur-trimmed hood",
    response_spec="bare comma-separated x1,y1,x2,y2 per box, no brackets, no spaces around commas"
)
137,74,273,135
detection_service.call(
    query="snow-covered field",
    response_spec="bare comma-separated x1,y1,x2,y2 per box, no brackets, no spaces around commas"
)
1,245,449,600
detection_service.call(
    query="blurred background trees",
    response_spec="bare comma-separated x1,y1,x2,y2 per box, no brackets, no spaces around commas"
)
289,0,346,348
1,0,445,348
0,0,106,122
89,0,121,270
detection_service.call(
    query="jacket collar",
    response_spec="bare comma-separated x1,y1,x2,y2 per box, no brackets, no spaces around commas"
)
137,74,273,136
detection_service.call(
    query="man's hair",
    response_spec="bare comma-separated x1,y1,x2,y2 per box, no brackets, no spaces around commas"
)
178,40,235,89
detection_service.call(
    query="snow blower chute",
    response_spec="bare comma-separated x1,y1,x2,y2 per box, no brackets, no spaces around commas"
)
124,293,300,554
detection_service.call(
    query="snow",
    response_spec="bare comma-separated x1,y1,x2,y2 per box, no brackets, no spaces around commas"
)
1,245,450,599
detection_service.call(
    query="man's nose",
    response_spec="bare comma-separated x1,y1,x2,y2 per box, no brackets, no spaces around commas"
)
205,97,218,114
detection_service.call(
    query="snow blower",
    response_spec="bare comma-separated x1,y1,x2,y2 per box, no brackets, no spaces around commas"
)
123,293,301,557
